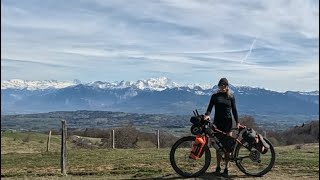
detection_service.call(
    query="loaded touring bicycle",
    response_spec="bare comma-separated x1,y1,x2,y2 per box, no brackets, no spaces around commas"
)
169,110,276,177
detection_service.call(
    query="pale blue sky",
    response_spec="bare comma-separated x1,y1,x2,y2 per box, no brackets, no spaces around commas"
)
1,0,319,92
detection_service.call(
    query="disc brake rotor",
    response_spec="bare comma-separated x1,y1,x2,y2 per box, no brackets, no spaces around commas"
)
249,149,261,162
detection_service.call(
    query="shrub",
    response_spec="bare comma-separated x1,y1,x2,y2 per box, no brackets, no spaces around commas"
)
22,135,31,143
295,144,304,149
267,137,280,147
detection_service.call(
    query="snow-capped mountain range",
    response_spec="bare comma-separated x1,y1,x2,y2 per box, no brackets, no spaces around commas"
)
1,79,77,90
1,77,318,95
1,77,319,124
1,77,213,91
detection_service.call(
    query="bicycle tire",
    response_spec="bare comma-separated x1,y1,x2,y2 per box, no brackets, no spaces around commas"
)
169,136,211,177
235,138,276,176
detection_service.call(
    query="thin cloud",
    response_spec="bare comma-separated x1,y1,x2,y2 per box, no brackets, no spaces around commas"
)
1,59,73,68
241,37,257,63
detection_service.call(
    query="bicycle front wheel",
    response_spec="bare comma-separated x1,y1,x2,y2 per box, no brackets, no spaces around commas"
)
235,138,276,176
169,136,211,177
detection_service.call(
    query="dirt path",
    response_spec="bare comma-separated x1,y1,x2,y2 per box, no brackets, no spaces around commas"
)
2,168,318,180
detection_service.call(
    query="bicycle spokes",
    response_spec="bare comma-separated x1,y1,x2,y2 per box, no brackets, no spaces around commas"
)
235,142,275,176
174,142,207,174
170,136,211,177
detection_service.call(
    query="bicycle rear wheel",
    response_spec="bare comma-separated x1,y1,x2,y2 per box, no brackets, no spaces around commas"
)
235,138,276,176
169,136,211,177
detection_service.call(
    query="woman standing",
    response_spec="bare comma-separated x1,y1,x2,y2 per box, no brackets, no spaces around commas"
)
204,77,240,178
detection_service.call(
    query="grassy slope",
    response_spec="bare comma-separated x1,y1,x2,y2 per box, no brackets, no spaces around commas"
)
1,132,319,179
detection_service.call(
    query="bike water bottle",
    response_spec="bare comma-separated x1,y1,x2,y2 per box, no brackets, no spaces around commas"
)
189,135,206,160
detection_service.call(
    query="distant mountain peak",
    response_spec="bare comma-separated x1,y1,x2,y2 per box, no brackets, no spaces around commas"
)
87,77,178,91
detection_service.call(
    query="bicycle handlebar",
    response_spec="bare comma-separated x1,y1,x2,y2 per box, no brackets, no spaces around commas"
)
193,111,197,116
195,109,200,116
191,109,246,135
230,126,246,131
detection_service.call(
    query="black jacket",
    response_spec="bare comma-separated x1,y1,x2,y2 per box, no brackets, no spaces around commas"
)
205,91,239,124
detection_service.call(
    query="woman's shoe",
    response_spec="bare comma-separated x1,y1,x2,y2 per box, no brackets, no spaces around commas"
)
221,168,229,178
213,166,221,176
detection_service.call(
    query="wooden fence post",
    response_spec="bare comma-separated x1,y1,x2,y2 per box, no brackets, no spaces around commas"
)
157,130,160,149
263,131,267,138
112,129,115,149
46,130,51,152
60,120,67,176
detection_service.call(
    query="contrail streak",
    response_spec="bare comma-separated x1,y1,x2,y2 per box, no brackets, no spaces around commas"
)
241,37,257,63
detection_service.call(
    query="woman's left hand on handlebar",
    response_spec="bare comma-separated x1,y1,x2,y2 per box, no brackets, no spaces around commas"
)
236,123,246,129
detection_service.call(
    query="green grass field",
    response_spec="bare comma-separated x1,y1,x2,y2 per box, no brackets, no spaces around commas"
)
1,131,319,179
